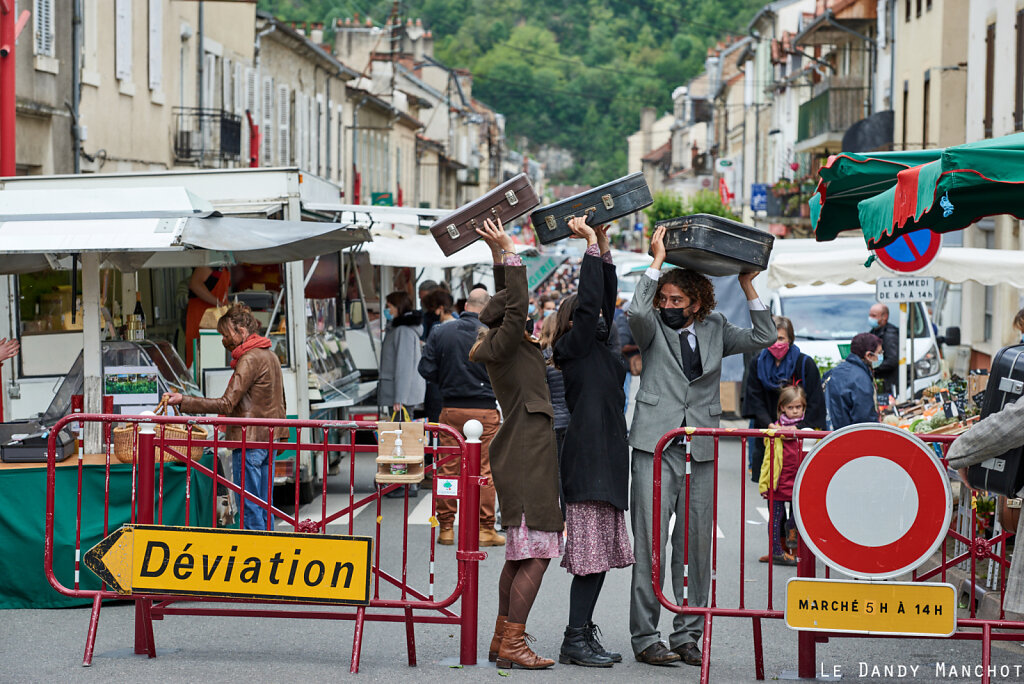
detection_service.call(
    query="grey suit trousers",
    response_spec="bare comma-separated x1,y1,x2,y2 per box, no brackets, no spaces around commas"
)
629,445,713,654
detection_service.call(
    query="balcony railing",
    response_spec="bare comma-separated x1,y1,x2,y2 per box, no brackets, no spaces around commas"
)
797,86,868,142
173,107,242,164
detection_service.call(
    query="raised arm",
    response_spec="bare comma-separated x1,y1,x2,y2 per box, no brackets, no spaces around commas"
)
628,224,667,349
722,272,775,356
947,393,1024,469
473,218,527,361
596,224,617,326
554,217,602,362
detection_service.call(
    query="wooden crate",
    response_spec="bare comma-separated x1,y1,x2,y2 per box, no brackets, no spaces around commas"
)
720,381,741,416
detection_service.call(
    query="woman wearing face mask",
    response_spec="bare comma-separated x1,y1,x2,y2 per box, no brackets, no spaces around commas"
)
550,216,634,667
379,291,427,417
742,315,825,483
822,332,883,429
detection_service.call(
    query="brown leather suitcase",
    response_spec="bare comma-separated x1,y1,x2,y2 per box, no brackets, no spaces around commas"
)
429,173,539,256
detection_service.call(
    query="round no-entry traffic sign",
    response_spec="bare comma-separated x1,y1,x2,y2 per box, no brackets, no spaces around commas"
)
873,228,941,274
792,423,951,579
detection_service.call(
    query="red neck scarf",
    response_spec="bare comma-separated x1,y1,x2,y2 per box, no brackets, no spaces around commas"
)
230,334,273,368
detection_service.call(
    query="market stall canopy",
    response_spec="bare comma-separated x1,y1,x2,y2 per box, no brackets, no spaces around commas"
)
857,132,1024,248
762,238,1024,289
0,187,214,221
810,149,940,242
303,202,450,231
0,187,370,274
352,230,537,268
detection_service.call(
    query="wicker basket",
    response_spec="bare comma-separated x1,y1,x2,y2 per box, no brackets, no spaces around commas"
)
111,400,208,464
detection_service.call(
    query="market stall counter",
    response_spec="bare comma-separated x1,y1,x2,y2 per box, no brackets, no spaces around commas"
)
0,455,214,609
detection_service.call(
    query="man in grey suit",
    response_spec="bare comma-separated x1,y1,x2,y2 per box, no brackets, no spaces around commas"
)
628,225,775,666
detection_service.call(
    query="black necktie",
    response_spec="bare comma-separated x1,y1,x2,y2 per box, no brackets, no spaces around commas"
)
680,330,702,381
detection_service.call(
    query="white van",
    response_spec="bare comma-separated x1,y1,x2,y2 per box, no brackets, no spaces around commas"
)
766,281,952,396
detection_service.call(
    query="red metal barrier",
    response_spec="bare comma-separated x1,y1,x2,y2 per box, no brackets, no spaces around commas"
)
649,426,1024,684
44,412,485,672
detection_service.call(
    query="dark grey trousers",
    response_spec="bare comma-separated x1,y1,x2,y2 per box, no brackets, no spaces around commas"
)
629,445,714,654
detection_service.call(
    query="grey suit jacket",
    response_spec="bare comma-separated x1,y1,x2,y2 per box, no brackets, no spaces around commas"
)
947,395,1024,614
627,271,775,461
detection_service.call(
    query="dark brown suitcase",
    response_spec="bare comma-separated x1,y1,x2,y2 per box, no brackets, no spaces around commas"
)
530,172,653,245
654,213,775,276
429,173,539,256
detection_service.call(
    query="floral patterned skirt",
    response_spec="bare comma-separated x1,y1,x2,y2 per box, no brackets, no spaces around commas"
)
505,515,565,561
560,500,635,575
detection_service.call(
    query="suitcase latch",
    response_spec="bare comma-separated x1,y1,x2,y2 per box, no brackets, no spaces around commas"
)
998,377,1024,395
544,215,556,231
601,194,614,210
505,190,518,206
446,223,460,239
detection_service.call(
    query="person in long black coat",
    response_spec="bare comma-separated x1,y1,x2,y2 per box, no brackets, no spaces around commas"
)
551,217,635,667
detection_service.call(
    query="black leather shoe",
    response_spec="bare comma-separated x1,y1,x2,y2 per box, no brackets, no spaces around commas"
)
672,641,702,666
634,641,680,666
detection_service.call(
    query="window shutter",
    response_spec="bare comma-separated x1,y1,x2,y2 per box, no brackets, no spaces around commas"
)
34,0,54,57
148,0,162,91
203,53,216,110
115,0,133,81
234,63,244,115
985,23,996,138
295,93,306,169
1016,11,1024,131
337,104,344,183
222,58,232,112
315,94,324,174
278,85,291,166
262,77,274,165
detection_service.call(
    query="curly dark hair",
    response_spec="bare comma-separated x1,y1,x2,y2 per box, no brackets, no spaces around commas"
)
656,269,716,323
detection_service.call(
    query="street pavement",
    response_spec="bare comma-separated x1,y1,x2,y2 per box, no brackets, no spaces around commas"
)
3,420,1023,682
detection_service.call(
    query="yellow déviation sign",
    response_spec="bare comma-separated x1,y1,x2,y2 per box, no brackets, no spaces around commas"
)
84,525,372,605
786,578,956,637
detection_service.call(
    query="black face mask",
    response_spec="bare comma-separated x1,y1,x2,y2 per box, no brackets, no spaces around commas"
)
659,307,694,330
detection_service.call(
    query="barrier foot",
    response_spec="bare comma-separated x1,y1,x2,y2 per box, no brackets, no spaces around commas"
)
350,605,366,674
752,616,764,680
133,598,156,658
82,593,103,666
699,612,713,684
405,606,417,666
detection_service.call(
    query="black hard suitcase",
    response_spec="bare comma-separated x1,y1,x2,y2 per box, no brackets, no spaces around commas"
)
967,345,1024,497
429,173,539,256
653,214,775,276
0,421,74,463
530,172,652,245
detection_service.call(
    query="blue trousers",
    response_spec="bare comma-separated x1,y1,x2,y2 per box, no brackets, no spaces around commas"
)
232,448,273,530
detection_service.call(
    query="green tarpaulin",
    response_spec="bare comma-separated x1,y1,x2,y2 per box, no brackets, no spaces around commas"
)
0,458,213,609
810,149,941,242
858,133,1024,248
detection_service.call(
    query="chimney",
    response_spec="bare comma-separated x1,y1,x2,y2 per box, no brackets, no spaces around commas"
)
640,106,656,155
311,22,324,45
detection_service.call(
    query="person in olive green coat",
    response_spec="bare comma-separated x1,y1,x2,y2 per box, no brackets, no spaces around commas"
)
471,218,563,670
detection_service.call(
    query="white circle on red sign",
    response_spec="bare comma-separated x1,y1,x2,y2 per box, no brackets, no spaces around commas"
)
793,423,951,579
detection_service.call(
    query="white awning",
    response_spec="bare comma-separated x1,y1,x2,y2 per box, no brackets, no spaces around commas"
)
0,187,214,220
303,202,449,230
0,216,370,273
352,232,537,268
762,239,1024,289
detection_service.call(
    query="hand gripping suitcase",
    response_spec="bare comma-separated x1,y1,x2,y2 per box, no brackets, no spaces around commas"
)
429,173,539,256
967,344,1024,497
653,213,775,276
530,172,653,245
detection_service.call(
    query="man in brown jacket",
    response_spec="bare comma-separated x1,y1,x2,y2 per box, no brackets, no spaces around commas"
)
165,304,286,530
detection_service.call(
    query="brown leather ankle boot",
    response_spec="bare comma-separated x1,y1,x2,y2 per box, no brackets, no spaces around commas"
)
489,615,507,662
496,622,554,669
